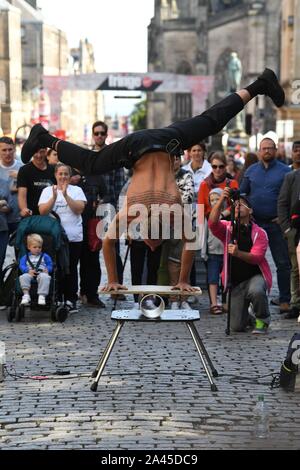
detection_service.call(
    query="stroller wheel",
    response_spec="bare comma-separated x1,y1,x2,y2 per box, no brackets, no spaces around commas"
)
19,304,25,320
55,306,68,323
7,307,15,322
50,306,57,322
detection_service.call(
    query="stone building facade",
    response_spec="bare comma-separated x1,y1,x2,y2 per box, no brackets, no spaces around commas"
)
0,0,23,134
0,0,104,142
148,0,209,128
148,0,282,137
61,39,104,143
278,0,300,141
10,0,69,91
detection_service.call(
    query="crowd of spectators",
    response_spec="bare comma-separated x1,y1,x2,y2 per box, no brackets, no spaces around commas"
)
0,128,300,330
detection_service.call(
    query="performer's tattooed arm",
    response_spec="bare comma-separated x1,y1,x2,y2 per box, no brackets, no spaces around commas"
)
101,210,128,292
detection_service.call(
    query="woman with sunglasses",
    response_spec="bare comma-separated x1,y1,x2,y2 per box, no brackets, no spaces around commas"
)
198,152,239,218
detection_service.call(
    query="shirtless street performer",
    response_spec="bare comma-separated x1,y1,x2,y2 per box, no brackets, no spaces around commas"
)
21,69,285,292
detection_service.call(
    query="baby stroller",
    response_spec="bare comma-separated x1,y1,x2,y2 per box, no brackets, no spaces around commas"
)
7,215,69,323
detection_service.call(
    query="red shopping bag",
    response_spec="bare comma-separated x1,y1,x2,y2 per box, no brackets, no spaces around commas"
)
87,218,102,252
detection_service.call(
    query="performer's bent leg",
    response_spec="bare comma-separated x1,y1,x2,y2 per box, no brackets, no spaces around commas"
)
41,136,130,175
167,68,285,149
168,93,244,149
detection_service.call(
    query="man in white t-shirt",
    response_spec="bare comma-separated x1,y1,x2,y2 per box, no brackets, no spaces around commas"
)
0,137,23,233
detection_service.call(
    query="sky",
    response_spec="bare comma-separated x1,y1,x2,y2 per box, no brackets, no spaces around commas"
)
37,0,155,115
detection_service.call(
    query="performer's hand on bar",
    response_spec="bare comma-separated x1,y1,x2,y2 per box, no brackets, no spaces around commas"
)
101,282,128,292
172,282,199,292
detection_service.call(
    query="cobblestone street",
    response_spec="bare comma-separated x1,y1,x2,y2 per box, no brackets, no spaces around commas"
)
0,249,299,450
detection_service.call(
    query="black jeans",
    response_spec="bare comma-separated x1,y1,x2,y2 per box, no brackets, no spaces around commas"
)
79,237,101,301
130,241,162,302
56,94,244,175
58,241,82,303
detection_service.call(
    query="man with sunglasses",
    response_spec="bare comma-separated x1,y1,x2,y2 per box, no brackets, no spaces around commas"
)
21,68,285,292
240,137,291,314
91,120,126,301
209,188,272,334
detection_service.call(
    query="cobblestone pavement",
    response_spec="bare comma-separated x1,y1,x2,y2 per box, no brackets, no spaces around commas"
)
0,248,299,450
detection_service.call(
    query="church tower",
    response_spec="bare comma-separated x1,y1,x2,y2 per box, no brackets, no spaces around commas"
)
147,0,209,128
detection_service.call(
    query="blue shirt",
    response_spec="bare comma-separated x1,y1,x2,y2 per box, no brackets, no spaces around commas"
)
240,159,291,220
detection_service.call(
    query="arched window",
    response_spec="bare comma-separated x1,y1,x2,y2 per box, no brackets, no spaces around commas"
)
176,61,193,75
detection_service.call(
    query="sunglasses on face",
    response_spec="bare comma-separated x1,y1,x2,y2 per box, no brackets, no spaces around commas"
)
93,131,107,137
212,164,225,170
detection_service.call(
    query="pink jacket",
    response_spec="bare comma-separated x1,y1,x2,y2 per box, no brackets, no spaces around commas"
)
208,220,272,293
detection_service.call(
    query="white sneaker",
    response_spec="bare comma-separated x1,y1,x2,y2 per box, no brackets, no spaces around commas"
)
21,294,31,305
38,295,46,306
170,301,179,310
181,301,192,310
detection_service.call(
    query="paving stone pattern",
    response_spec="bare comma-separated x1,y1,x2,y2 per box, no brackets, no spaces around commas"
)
0,247,299,450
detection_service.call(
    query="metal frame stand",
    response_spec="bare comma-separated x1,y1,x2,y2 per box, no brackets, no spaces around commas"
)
90,312,218,393
90,320,124,392
186,321,218,391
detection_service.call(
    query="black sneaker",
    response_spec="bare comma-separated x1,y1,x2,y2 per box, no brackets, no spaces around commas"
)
284,307,300,320
258,68,285,107
87,298,106,308
21,124,49,163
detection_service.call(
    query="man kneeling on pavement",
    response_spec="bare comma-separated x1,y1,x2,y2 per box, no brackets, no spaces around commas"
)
208,187,272,334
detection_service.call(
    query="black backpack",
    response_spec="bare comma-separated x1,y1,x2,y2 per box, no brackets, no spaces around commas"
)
279,333,300,391
0,262,19,307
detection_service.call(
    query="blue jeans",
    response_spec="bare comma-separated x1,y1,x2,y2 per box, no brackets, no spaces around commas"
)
207,254,223,285
257,221,291,303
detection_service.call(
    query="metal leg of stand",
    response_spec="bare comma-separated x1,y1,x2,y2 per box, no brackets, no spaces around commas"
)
187,321,219,377
91,320,124,392
91,338,113,378
186,321,218,392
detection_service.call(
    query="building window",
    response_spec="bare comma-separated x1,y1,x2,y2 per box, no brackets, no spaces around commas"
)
172,93,192,121
21,26,27,44
22,80,29,91
176,61,193,75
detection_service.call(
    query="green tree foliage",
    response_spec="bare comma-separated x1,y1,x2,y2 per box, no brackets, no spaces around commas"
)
130,100,147,130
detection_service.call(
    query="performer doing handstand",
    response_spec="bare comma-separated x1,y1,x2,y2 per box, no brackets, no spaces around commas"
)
22,69,285,292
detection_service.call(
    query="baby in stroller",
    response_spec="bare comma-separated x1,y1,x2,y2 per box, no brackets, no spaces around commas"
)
19,233,53,306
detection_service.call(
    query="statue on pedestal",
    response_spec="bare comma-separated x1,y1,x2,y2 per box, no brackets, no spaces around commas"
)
227,52,242,92
227,52,244,133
